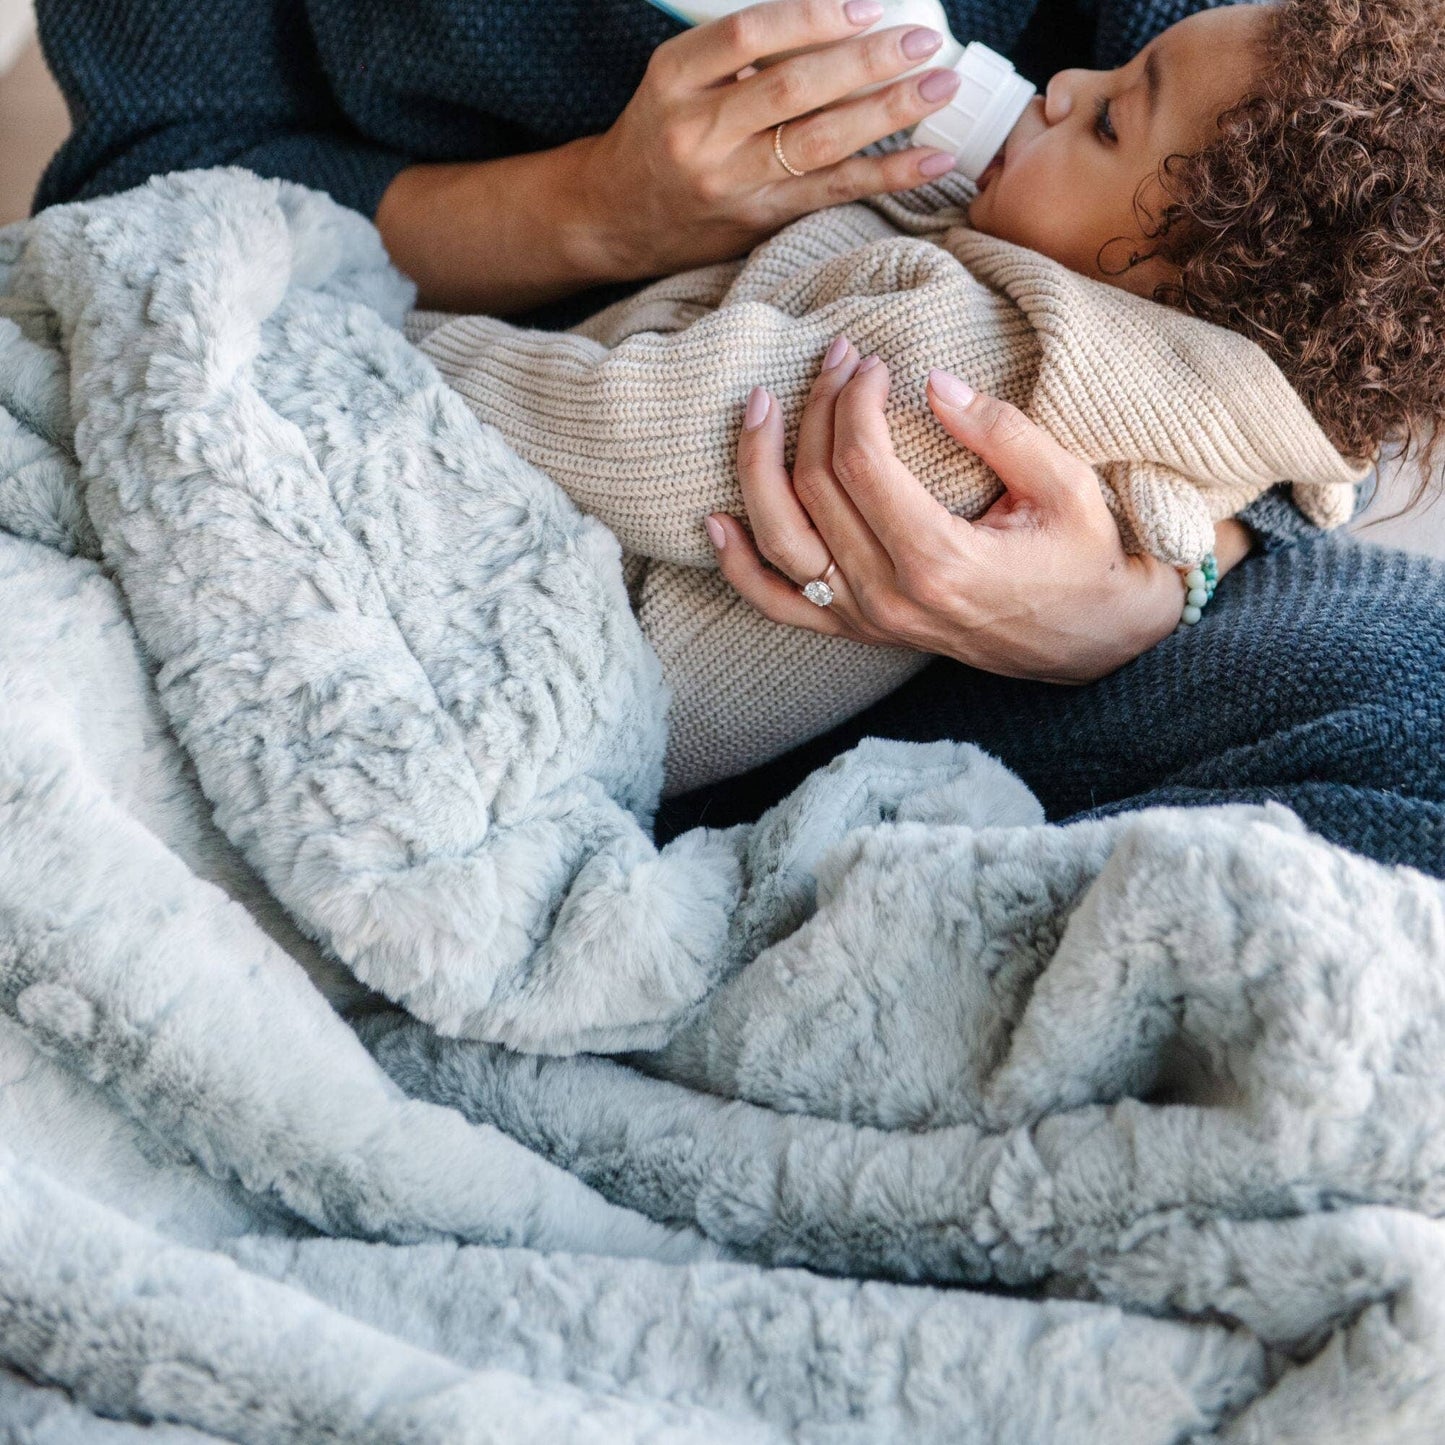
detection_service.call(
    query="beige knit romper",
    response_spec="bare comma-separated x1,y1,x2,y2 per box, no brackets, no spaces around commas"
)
411,194,1365,795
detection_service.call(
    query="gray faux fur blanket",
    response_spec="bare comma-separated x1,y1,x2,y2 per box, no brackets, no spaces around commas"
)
1,169,1443,1443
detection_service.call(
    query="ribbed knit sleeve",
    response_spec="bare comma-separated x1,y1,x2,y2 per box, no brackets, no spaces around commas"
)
33,0,410,217
1238,482,1364,554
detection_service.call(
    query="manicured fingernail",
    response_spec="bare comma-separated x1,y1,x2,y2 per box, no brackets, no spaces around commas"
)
822,335,850,371
705,515,727,550
844,0,884,25
917,150,956,179
928,369,975,407
743,386,771,430
901,27,943,60
857,355,882,374
918,68,961,103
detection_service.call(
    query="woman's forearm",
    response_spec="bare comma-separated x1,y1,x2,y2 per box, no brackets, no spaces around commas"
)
376,139,635,315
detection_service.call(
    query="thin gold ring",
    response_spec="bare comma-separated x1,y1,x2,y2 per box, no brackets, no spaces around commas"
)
773,122,807,178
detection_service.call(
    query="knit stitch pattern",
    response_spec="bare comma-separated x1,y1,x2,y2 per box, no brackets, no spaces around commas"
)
33,0,1209,220
416,197,1362,794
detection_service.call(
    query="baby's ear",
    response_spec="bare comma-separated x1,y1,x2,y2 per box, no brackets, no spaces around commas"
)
1099,460,1218,568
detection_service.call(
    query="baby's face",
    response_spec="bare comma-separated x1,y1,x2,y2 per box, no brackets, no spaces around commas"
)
967,6,1268,297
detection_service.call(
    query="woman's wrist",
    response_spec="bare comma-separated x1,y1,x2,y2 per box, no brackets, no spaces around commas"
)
1213,518,1253,575
376,142,638,314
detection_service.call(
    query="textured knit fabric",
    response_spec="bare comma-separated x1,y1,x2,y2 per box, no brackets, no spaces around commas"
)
660,532,1445,878
32,0,1226,220
417,197,1362,793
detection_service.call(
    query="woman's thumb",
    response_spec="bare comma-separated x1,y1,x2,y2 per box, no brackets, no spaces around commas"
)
926,370,1093,512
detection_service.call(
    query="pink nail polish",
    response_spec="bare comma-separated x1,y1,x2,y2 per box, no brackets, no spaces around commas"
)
917,150,956,179
844,0,884,25
929,369,975,407
705,516,727,550
918,68,961,103
901,27,942,60
857,355,882,374
743,386,771,430
822,335,850,371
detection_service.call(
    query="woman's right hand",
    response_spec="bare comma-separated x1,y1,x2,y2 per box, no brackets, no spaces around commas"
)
378,0,963,313
569,0,964,282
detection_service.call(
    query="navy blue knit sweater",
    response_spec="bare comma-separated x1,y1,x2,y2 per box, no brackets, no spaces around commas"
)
33,0,1234,220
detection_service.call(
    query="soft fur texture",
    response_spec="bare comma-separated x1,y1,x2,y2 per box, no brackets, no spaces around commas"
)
2,171,1444,1443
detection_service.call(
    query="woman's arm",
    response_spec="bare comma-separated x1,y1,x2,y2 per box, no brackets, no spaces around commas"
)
707,343,1251,685
378,1,970,313
38,0,970,315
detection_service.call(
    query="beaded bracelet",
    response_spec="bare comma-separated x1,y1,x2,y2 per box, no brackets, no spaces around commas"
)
1177,552,1218,628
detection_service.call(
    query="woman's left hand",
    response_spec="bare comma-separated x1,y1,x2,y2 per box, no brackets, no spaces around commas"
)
704,338,1251,685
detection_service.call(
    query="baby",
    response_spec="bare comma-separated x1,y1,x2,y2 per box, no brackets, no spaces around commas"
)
414,0,1443,794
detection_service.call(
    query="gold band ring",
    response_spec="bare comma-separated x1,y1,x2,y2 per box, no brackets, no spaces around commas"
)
773,122,807,178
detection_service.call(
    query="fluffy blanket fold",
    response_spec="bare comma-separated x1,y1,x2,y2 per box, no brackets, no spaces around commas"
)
0,169,1442,1443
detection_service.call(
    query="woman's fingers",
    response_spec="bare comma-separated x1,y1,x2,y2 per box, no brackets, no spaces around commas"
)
827,357,959,560
663,0,884,91
734,384,834,582
706,513,849,634
780,144,955,211
790,345,899,584
925,370,1102,518
755,66,960,177
723,21,944,131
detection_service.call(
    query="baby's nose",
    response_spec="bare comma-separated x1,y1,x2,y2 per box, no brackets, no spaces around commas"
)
1044,70,1078,125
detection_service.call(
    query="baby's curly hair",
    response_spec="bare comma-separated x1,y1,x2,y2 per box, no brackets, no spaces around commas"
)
1151,0,1445,476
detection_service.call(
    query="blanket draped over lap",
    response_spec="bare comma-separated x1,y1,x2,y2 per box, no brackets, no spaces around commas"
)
0,169,1443,1444
411,183,1365,791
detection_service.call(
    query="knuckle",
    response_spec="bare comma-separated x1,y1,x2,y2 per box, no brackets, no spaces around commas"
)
883,80,923,129
791,464,831,514
791,119,835,169
901,566,952,614
822,162,866,204
854,580,900,631
763,63,809,116
831,439,876,489
720,10,762,58
755,527,803,575
978,399,1030,448
861,31,903,78
644,47,680,95
691,165,730,205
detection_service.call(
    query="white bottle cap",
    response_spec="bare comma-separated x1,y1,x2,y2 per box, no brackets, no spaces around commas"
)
911,43,1036,182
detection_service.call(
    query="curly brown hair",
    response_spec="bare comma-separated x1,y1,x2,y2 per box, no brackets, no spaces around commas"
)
1147,0,1445,476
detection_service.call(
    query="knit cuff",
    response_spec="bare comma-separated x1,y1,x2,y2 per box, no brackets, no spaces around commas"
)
1237,482,1365,555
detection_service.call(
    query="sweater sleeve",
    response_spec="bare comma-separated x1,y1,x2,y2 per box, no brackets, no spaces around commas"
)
1237,482,1367,554
32,0,410,217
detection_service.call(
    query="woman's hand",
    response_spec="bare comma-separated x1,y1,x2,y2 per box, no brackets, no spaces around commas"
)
705,339,1252,684
378,0,962,313
571,0,962,282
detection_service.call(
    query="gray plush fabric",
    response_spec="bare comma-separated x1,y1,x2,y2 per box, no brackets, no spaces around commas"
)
2,169,1444,1442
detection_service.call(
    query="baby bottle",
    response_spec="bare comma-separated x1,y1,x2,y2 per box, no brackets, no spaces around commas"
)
646,0,1035,182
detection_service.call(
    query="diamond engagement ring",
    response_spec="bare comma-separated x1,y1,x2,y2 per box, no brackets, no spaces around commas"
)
773,123,807,178
802,561,838,607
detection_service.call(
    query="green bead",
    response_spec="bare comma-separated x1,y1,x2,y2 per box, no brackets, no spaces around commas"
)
1185,568,1206,590
1187,587,1208,608
1181,604,1203,625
